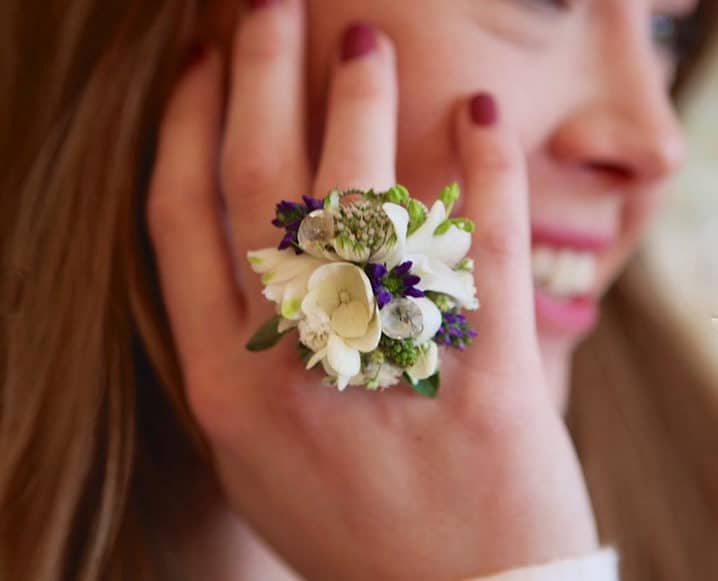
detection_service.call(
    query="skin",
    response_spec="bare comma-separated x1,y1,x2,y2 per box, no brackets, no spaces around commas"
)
147,0,695,578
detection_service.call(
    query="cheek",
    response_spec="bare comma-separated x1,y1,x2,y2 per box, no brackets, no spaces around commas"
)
620,190,664,258
393,33,563,203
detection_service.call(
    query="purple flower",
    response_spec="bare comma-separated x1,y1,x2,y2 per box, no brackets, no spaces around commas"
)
434,311,477,350
365,261,424,309
272,196,324,254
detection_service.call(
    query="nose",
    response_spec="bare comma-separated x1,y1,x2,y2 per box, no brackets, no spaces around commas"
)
550,32,688,186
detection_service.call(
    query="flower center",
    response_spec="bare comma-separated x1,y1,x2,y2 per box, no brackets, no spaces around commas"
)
338,290,352,304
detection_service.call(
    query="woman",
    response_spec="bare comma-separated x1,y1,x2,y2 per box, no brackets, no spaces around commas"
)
1,0,716,579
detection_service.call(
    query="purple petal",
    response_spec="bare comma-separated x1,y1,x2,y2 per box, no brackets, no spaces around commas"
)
405,287,425,298
303,195,324,211
403,275,421,286
393,261,412,275
377,290,393,308
366,263,388,280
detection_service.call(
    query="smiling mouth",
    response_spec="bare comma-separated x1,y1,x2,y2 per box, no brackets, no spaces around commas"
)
529,225,614,298
529,226,616,334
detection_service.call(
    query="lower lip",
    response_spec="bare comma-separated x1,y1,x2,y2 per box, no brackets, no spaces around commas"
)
534,288,598,335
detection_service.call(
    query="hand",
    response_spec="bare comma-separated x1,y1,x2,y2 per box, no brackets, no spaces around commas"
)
146,0,599,579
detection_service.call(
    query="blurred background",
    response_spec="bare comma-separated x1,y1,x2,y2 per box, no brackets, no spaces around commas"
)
645,34,718,354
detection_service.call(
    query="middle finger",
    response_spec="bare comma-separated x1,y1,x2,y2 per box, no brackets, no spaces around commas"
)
314,22,398,196
222,0,311,276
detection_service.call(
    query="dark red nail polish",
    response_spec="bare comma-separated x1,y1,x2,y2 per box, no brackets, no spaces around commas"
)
248,0,279,9
341,22,378,62
185,42,207,69
470,93,499,127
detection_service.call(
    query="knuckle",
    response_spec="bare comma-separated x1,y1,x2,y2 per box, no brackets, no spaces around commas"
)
475,141,521,173
235,8,299,63
184,365,258,449
145,187,178,240
146,172,206,239
335,71,391,106
449,379,534,442
221,147,278,195
476,224,525,263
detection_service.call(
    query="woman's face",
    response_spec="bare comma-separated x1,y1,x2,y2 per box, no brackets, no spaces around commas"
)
298,0,693,403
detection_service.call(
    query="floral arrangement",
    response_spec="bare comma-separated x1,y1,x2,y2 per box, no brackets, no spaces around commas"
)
246,184,479,397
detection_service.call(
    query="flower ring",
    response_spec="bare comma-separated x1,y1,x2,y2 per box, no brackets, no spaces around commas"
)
246,184,479,397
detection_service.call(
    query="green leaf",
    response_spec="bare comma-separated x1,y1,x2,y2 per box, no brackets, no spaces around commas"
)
384,184,410,205
433,217,475,236
407,199,428,235
246,315,289,352
403,372,440,398
296,342,313,364
438,183,460,215
324,189,342,210
434,220,452,236
452,218,475,233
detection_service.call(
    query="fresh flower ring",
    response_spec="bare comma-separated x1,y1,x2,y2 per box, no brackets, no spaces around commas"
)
246,184,479,397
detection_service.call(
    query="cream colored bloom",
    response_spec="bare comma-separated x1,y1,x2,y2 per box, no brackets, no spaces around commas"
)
247,248,327,320
301,263,382,390
407,340,439,382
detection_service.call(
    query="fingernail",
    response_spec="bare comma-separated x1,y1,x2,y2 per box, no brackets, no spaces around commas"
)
185,42,207,69
341,22,378,62
470,92,499,127
248,0,280,9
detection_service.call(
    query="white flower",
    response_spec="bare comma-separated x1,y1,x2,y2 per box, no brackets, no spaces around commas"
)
346,361,403,390
404,201,479,311
407,341,439,382
408,255,479,311
380,297,442,344
406,201,471,267
247,248,327,320
301,263,382,390
410,297,443,344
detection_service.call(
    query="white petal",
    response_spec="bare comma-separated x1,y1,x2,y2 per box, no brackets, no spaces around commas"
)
407,341,439,382
306,347,328,370
380,203,409,268
321,357,359,391
427,227,472,268
280,277,310,320
327,334,361,378
246,248,285,273
336,374,351,391
409,254,479,310
307,263,375,307
404,202,446,254
404,202,471,267
409,297,443,344
345,306,382,352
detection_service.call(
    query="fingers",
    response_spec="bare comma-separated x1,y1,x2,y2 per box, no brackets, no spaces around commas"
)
147,48,244,379
313,23,398,196
455,93,538,357
222,0,310,264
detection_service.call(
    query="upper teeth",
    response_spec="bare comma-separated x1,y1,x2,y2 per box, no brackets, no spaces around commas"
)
531,245,597,297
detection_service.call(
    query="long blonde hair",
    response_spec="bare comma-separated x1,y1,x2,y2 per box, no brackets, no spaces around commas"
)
1,1,716,579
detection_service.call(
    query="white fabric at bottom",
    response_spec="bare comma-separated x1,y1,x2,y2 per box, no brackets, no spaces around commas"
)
464,547,619,581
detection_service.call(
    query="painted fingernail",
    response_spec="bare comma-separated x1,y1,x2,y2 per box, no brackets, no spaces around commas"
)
248,0,279,9
341,22,378,62
470,92,499,127
185,42,207,69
